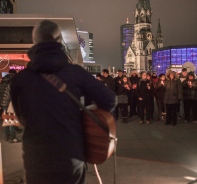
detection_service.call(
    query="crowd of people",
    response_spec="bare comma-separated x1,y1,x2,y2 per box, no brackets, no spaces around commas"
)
97,67,197,126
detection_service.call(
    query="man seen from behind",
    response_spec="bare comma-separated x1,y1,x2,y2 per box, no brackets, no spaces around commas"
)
10,20,116,184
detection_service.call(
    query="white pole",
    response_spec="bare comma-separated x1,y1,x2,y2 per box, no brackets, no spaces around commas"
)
0,143,4,184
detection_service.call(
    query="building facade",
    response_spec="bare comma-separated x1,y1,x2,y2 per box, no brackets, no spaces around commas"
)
120,19,134,70
124,0,164,72
0,15,83,75
0,0,16,14
77,30,103,75
152,45,197,74
77,31,94,63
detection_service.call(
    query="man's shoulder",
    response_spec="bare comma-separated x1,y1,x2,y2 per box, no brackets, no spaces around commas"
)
179,73,187,78
115,76,122,79
107,75,114,80
14,69,30,78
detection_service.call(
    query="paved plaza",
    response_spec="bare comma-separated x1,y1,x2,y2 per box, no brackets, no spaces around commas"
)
1,113,197,184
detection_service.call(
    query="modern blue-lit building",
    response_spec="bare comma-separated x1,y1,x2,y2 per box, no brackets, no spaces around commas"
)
120,19,134,69
152,45,197,74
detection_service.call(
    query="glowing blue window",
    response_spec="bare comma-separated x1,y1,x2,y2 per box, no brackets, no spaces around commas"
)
152,47,197,74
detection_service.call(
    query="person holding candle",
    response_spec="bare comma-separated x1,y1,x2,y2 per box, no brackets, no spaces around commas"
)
164,71,182,126
182,71,197,123
137,71,154,125
155,73,166,121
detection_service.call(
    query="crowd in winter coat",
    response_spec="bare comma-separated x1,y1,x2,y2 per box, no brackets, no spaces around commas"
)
98,68,197,125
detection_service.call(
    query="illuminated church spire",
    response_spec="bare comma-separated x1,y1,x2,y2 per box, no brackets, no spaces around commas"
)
156,19,164,48
134,0,152,24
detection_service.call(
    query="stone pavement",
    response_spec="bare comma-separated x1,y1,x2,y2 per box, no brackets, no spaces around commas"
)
86,115,197,184
1,114,197,184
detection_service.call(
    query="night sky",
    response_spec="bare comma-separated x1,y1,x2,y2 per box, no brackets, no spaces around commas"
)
17,0,197,70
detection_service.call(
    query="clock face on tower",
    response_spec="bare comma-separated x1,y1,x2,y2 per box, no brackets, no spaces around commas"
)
146,32,152,41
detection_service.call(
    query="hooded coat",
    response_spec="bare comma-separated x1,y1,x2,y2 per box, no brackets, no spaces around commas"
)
129,70,140,84
164,71,182,104
182,73,197,100
10,41,116,172
154,78,165,100
128,70,140,97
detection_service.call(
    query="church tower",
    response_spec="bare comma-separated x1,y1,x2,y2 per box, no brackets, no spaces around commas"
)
156,19,164,49
125,0,156,72
134,0,152,24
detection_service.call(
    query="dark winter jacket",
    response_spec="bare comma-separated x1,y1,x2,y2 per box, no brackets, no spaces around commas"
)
164,71,182,104
137,79,154,100
129,75,139,85
129,72,139,97
10,41,116,172
182,75,197,100
103,75,115,91
179,72,188,83
0,74,14,108
116,81,130,96
155,79,165,99
193,80,197,100
114,75,123,94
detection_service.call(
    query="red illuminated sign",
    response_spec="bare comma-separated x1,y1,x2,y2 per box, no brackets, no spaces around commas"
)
0,54,30,62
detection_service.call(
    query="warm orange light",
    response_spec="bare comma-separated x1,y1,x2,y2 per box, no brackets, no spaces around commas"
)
0,54,30,62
